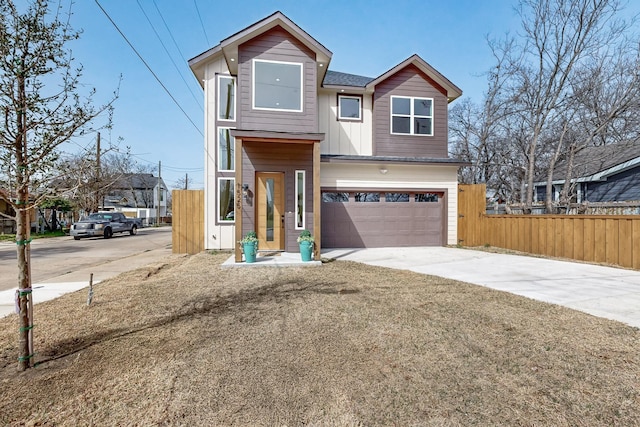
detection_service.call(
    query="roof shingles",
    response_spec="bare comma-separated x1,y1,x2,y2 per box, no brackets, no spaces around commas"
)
323,70,374,87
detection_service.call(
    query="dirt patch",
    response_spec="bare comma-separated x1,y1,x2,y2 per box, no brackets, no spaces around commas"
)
0,251,638,426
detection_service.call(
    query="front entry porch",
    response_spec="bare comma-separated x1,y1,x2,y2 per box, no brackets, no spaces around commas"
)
231,130,324,263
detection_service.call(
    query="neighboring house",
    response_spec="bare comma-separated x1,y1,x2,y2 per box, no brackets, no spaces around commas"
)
188,11,464,260
102,173,169,223
535,142,640,203
0,193,41,233
0,196,15,234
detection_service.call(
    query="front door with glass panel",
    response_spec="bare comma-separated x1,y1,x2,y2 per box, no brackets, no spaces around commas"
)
256,172,284,251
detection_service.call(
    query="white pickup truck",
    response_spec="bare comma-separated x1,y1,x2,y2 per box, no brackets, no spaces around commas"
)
70,212,138,240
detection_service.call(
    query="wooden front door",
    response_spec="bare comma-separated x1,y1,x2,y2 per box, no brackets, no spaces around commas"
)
256,172,285,251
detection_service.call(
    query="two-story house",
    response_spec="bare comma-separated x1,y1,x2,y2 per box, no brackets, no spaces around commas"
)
103,173,169,223
189,11,464,262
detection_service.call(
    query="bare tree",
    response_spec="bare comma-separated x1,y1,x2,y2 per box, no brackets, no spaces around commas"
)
455,0,640,212
449,37,519,188
173,174,193,190
0,0,116,370
512,0,630,211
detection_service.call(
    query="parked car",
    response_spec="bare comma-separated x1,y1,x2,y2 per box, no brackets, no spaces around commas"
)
70,212,138,240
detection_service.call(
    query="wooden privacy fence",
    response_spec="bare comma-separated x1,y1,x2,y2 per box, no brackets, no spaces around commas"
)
172,190,204,254
458,184,640,270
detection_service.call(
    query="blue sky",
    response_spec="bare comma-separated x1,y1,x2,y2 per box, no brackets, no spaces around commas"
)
58,0,632,189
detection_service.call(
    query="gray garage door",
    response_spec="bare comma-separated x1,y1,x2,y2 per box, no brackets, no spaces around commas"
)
321,191,444,248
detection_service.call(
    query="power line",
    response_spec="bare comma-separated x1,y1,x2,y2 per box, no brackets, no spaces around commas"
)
152,1,192,70
193,0,210,47
129,152,203,172
136,0,203,112
94,0,203,137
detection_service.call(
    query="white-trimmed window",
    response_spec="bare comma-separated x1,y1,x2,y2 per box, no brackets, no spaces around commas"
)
338,95,361,120
218,178,235,222
390,96,433,136
218,75,236,121
295,170,305,229
253,59,303,112
218,127,234,172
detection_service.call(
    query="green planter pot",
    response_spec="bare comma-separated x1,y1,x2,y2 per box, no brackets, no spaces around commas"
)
243,242,257,263
299,241,313,262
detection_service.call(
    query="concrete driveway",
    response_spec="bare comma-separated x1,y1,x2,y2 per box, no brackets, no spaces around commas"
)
322,247,640,329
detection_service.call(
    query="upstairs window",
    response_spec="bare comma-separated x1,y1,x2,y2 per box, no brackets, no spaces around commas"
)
390,96,433,136
338,95,361,121
253,59,303,112
218,76,235,121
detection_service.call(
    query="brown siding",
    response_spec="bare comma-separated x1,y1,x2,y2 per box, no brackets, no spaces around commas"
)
238,27,318,133
242,142,314,252
373,64,448,158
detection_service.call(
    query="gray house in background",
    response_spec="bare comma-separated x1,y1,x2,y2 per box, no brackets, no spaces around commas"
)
102,173,169,221
535,141,640,203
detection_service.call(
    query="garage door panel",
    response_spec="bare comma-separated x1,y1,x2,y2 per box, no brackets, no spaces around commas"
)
322,191,444,248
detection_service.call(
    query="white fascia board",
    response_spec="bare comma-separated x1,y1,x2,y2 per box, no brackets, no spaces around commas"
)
582,156,640,182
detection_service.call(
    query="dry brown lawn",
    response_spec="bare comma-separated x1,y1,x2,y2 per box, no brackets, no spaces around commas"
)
0,251,639,426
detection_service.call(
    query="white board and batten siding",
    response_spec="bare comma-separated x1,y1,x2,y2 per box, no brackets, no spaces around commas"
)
204,58,237,250
320,162,459,245
318,91,373,156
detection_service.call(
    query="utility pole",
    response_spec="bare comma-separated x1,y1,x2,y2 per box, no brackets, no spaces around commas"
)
185,173,188,190
95,132,101,213
157,161,161,224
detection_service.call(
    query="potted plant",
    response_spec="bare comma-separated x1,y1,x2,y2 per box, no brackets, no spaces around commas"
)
239,231,258,263
297,229,314,262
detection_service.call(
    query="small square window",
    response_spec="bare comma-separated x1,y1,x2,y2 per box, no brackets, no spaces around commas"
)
338,95,361,121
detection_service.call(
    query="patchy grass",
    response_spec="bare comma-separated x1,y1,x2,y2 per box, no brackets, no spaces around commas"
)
0,230,67,242
0,251,638,426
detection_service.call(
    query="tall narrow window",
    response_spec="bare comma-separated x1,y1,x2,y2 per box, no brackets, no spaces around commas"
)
253,59,303,111
218,76,235,121
390,96,433,135
218,128,234,171
295,170,305,229
218,178,235,222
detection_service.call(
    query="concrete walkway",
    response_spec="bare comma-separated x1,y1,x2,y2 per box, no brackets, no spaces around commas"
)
322,247,640,329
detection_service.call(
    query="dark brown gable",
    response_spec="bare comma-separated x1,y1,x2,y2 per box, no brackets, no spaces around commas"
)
237,26,319,133
373,64,449,158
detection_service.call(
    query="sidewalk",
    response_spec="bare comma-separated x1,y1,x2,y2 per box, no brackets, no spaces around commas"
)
1,244,173,317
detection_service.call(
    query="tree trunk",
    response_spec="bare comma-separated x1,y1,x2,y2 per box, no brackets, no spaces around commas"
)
16,67,33,371
16,203,32,371
524,133,538,214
